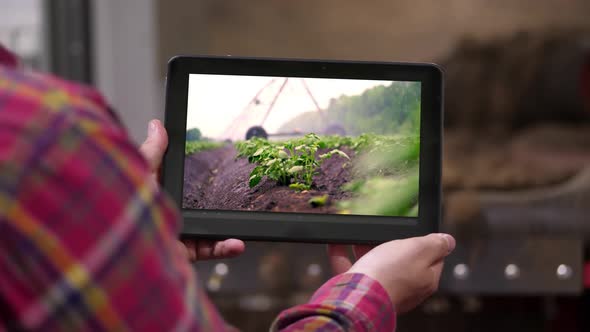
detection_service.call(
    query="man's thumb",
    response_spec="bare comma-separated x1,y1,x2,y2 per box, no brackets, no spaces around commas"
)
139,120,168,171
423,233,456,263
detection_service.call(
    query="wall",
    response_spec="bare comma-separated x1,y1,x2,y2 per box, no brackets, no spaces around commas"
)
157,0,590,72
92,0,162,144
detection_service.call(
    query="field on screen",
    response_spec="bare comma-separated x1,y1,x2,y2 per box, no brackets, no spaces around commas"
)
183,76,420,217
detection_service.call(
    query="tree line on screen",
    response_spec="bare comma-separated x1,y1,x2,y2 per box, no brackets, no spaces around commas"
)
185,128,226,155
278,81,421,135
186,128,202,141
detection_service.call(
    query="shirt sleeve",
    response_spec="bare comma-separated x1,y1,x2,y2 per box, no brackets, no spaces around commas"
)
0,69,235,331
270,273,396,332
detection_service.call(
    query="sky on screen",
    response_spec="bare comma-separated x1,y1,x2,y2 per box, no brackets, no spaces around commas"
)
186,74,393,140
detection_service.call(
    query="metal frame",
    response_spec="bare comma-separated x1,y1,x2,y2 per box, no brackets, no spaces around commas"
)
44,0,93,83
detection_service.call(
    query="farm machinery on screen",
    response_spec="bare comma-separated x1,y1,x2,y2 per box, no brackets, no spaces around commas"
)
223,77,346,141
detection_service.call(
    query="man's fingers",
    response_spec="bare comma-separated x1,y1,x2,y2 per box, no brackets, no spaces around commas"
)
211,239,246,259
181,240,197,261
184,239,246,261
421,233,456,264
430,260,445,283
176,241,190,259
195,240,215,260
139,119,168,172
428,260,446,295
327,244,353,275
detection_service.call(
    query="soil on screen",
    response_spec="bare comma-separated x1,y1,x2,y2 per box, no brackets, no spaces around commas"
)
182,145,354,213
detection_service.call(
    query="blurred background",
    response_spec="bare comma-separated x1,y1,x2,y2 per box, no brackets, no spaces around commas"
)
1,0,590,331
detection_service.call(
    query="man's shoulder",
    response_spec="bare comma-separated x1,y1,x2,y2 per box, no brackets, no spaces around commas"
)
0,66,118,126
0,65,129,178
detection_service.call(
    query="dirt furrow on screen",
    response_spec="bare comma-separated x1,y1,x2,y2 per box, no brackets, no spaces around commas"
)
183,145,354,213
182,145,248,209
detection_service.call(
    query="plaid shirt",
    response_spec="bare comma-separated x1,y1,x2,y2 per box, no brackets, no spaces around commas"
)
0,47,396,332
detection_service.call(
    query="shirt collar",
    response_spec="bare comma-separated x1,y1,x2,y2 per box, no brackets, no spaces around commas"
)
0,44,19,68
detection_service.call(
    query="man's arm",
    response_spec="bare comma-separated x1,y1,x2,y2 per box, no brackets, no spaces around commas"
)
0,67,234,331
272,232,454,331
271,273,396,332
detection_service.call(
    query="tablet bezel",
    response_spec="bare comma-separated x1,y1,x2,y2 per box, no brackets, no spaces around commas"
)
163,56,443,244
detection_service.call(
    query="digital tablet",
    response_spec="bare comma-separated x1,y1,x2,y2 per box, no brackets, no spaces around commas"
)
162,56,443,244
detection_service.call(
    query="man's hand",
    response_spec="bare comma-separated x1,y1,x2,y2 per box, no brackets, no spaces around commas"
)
140,119,245,261
328,234,455,314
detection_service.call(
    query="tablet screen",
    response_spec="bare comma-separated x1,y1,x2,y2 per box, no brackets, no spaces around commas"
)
183,74,420,217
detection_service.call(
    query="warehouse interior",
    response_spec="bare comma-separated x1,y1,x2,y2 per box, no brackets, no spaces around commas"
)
1,0,589,331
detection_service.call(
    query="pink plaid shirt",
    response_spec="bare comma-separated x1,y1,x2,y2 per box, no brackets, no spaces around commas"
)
0,46,396,331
